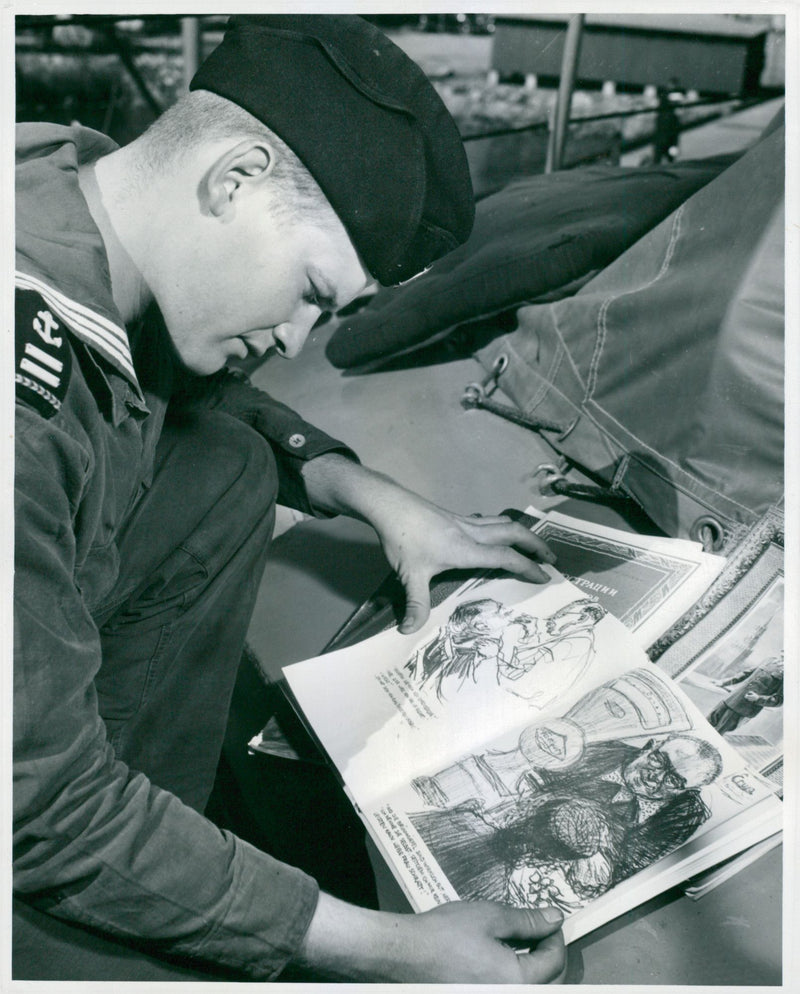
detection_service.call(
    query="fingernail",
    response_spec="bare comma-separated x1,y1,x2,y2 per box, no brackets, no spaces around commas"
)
542,908,563,924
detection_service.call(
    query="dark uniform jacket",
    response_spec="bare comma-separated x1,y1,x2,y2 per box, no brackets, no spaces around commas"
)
14,122,357,978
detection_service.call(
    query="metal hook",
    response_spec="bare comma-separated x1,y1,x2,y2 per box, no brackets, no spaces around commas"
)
534,463,568,495
461,353,509,410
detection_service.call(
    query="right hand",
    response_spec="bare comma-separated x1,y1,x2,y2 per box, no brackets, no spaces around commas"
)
293,892,567,983
406,900,567,983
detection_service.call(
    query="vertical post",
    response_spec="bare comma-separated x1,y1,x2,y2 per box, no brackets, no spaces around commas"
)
181,16,201,92
545,13,585,173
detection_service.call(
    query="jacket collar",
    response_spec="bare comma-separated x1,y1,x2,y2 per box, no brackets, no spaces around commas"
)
15,123,144,402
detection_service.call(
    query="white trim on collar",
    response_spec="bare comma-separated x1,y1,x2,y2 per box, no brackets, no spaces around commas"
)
15,270,139,387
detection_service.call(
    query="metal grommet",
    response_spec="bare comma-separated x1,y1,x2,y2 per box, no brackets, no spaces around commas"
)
689,515,726,552
493,353,509,375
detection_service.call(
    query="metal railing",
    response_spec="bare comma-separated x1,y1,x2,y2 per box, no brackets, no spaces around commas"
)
16,14,776,168
459,95,749,143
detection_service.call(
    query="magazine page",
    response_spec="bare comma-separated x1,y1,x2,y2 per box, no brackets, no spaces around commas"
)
524,505,725,648
284,571,649,803
654,516,784,792
360,794,780,942
353,663,779,939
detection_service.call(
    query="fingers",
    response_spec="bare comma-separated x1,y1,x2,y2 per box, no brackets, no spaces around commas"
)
460,516,557,565
464,542,553,584
518,929,568,984
388,511,556,635
498,905,564,942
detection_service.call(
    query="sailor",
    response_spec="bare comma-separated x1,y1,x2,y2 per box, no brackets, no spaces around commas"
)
14,15,564,983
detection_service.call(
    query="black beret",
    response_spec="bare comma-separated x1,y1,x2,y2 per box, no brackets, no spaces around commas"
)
190,15,475,286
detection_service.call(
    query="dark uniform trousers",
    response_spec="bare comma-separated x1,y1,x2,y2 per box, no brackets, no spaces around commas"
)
92,408,278,813
14,409,378,980
15,410,276,981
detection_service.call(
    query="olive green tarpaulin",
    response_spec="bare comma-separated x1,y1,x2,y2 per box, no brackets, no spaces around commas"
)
476,120,784,550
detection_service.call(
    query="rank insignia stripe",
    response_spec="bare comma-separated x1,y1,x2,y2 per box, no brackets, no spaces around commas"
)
15,288,72,419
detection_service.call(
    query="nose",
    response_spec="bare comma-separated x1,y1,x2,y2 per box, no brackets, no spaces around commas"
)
272,314,318,359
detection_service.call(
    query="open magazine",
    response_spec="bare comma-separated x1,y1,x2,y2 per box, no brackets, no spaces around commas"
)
280,557,782,943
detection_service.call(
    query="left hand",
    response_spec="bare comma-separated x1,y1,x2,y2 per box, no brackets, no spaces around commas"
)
301,455,556,634
370,498,556,633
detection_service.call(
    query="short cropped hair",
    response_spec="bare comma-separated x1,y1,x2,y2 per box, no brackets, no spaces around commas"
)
138,89,331,219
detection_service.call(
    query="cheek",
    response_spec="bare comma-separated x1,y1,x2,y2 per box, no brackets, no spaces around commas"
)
179,227,258,314
231,261,301,330
177,271,257,337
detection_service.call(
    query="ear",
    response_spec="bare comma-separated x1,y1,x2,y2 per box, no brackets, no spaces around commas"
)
204,140,275,218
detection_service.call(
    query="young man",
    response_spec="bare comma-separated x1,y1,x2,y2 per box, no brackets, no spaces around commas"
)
14,15,565,983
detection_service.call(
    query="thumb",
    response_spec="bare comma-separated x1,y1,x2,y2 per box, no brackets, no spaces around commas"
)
503,908,567,984
497,905,564,943
398,572,432,634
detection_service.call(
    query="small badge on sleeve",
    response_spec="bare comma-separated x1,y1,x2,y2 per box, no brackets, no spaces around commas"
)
15,288,72,419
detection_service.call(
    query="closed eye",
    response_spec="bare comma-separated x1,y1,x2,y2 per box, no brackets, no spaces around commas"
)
304,280,337,313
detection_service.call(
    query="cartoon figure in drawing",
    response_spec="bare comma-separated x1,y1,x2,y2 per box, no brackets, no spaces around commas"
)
405,596,606,705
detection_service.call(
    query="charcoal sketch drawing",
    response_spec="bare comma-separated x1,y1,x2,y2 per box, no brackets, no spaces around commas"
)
404,596,606,705
410,669,723,913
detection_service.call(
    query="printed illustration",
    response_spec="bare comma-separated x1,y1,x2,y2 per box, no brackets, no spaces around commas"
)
676,576,783,784
689,654,784,734
405,596,606,705
409,668,735,914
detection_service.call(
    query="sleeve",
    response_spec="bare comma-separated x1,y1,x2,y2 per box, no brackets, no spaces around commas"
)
173,365,359,515
14,410,319,980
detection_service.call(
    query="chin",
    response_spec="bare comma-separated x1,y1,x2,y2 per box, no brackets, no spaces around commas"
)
172,348,226,378
193,358,227,377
